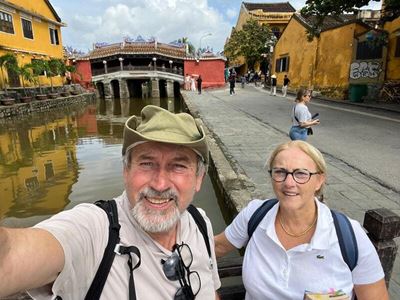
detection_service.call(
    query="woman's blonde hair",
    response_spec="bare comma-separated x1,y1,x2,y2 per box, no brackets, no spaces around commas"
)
266,140,326,196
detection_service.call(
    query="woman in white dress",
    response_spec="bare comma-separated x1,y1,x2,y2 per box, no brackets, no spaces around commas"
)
190,76,196,92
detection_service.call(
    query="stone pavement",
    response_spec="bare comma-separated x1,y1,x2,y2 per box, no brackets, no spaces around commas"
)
182,87,400,298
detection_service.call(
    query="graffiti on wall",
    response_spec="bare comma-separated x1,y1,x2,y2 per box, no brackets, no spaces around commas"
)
350,61,382,80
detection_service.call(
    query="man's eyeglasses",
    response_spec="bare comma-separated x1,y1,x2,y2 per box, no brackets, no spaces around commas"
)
162,243,201,300
269,168,320,184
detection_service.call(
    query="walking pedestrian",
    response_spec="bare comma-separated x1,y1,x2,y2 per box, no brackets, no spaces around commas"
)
270,74,277,96
282,74,290,97
229,73,236,95
0,106,221,299
197,75,203,95
241,75,246,89
253,72,259,87
289,88,320,141
184,73,190,90
190,76,196,92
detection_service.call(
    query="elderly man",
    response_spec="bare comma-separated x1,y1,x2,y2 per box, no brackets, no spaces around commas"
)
0,106,221,299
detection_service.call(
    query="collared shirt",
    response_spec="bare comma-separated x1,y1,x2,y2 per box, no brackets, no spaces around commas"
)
225,199,384,300
30,192,220,300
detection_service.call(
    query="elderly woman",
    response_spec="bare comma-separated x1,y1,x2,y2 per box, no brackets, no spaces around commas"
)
289,88,320,141
215,141,388,300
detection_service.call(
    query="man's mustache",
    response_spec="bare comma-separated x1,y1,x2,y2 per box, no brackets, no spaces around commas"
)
138,187,178,203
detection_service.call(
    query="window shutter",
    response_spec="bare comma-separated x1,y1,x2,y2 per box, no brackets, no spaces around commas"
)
55,29,59,45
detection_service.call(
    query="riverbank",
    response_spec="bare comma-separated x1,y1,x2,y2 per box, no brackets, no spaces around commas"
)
0,92,96,119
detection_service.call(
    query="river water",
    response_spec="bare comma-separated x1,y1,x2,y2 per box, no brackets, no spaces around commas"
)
0,96,227,235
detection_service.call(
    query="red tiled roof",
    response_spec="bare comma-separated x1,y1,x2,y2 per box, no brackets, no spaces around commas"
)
86,42,187,60
243,2,296,13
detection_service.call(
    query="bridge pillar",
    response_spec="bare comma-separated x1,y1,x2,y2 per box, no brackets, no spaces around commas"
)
103,81,112,100
151,78,160,98
166,80,174,98
120,79,129,99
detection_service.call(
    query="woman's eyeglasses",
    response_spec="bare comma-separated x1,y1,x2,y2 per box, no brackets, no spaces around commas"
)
162,243,201,300
269,168,320,184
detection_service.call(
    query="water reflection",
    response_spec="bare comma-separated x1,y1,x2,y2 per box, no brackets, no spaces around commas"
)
0,97,185,225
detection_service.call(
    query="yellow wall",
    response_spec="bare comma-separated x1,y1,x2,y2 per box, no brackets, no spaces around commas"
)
314,24,361,90
384,17,400,80
273,18,317,89
0,0,65,88
273,17,374,99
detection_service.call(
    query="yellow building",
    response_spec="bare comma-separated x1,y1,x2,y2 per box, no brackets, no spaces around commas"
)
0,0,65,89
384,17,400,81
228,2,295,73
272,13,391,99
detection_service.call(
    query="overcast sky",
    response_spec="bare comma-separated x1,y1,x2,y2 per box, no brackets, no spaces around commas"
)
50,0,382,53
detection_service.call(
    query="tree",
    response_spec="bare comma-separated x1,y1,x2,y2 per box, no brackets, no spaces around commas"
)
30,59,48,94
301,0,400,40
0,53,18,95
47,58,64,93
178,37,195,55
224,18,274,70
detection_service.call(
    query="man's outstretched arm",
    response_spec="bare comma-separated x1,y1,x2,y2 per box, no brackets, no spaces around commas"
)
0,227,64,297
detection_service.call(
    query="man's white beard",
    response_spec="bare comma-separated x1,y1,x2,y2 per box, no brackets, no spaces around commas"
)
131,187,182,233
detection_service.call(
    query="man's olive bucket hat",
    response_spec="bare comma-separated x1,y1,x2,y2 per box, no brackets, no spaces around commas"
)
122,105,209,165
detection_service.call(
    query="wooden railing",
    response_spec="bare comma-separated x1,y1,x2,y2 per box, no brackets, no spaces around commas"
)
216,208,400,299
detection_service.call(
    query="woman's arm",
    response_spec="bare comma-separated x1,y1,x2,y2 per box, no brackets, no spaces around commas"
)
299,119,320,128
354,278,388,300
214,232,236,258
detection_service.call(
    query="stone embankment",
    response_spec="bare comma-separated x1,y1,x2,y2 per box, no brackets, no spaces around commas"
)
0,93,96,119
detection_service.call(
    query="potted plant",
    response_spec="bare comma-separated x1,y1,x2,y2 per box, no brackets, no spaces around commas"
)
30,59,48,100
0,53,18,105
18,63,34,103
47,58,63,98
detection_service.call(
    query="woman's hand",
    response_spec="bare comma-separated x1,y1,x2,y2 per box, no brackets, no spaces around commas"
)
311,119,320,126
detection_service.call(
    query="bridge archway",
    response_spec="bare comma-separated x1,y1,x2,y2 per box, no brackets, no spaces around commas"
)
111,80,120,99
127,79,151,98
96,82,105,99
159,79,167,98
174,82,180,97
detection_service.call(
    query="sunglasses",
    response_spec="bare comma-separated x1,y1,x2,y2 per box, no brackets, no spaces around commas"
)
162,243,201,300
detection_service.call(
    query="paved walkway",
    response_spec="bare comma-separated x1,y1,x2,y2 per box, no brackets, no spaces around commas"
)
182,86,400,298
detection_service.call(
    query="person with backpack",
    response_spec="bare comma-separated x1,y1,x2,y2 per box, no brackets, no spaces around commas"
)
215,141,388,300
0,106,221,300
